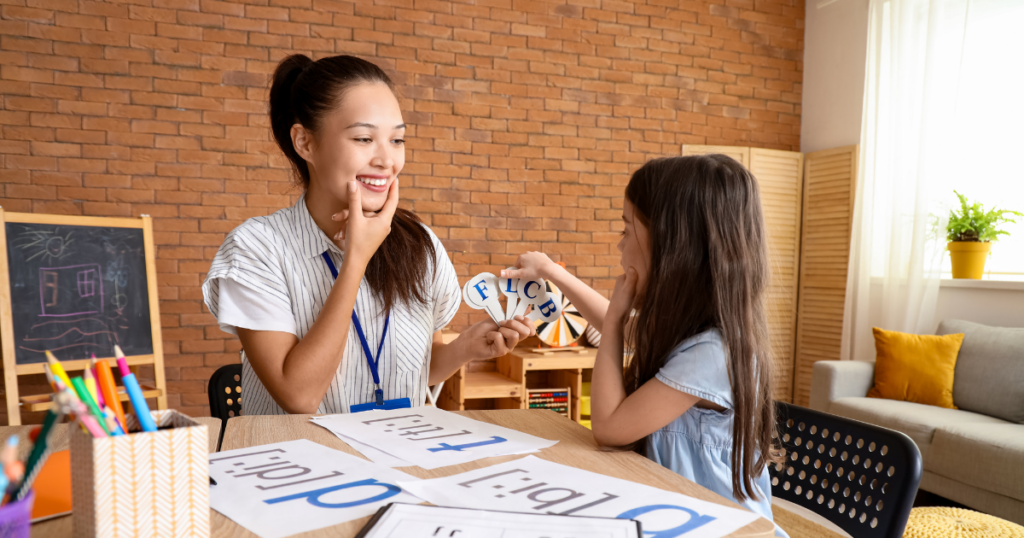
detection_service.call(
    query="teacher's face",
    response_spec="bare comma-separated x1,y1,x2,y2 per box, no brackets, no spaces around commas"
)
301,82,406,213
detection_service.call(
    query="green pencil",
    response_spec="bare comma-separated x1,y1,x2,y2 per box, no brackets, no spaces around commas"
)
70,377,112,436
12,407,58,500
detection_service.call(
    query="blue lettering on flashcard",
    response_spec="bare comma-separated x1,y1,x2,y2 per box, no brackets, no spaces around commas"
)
504,279,517,293
523,281,541,299
537,299,557,317
616,505,716,537
263,478,401,509
473,281,491,301
427,436,508,452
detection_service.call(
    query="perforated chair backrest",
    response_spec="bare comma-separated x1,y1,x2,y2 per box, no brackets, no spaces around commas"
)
770,403,921,538
208,364,242,421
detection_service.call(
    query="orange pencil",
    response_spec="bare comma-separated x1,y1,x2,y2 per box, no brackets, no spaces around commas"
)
95,359,127,432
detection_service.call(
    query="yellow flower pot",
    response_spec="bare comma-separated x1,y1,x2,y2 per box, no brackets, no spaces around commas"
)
948,241,992,279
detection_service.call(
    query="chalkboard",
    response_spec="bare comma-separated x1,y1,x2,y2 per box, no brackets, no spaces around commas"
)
3,221,154,364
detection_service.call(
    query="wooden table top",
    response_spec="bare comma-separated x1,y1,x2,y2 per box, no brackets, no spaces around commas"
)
215,410,774,538
1,417,222,538
18,411,774,538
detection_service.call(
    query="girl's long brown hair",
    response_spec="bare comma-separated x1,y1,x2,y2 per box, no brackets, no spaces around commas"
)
269,54,435,313
624,155,778,501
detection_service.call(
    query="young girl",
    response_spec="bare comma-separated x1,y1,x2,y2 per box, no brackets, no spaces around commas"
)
504,155,784,533
203,54,533,415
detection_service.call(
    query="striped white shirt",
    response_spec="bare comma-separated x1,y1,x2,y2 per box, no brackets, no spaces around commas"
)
202,195,461,415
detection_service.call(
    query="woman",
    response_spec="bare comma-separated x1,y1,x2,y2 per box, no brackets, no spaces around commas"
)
202,54,533,415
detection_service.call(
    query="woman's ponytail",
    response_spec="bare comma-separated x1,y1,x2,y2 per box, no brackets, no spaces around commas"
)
269,54,313,182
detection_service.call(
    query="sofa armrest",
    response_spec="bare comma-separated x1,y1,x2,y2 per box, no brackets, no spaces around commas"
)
808,360,875,412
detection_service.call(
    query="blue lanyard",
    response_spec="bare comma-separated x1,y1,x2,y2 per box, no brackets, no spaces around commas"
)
321,252,389,405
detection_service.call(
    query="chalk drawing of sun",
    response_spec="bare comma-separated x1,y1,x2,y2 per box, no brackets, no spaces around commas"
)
15,228,75,264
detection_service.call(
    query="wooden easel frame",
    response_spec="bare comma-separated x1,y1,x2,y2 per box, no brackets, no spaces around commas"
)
0,210,167,425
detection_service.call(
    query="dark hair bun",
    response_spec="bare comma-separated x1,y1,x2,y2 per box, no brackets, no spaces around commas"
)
269,54,314,181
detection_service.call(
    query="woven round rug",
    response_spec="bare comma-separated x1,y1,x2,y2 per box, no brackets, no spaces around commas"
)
903,507,1024,538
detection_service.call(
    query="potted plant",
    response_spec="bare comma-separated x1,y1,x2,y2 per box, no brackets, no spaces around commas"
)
946,191,1022,279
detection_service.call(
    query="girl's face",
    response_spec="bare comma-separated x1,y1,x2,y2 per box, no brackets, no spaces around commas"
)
298,82,405,212
618,199,651,297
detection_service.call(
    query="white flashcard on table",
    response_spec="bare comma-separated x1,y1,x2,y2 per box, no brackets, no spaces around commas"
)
208,439,422,538
311,407,558,470
358,502,641,538
310,418,413,468
397,455,761,538
463,272,504,324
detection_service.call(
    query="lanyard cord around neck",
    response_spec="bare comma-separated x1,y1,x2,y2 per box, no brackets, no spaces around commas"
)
321,251,389,404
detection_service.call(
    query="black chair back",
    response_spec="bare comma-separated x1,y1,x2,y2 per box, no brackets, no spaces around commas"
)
771,402,921,538
208,364,242,451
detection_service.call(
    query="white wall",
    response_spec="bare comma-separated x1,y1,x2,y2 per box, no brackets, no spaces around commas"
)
865,281,1024,344
933,283,1024,329
800,0,870,154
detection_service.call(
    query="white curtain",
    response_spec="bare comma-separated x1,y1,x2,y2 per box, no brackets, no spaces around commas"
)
841,0,970,362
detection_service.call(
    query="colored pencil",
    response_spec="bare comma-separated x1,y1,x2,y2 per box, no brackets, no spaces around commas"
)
115,345,157,432
88,355,106,408
95,359,128,432
11,407,59,500
44,351,73,389
70,377,112,436
84,368,103,409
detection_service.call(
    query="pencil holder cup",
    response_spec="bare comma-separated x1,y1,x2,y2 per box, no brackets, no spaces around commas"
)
0,490,34,538
70,410,210,538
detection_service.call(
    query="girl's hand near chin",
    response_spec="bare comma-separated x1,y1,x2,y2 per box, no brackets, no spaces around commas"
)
329,179,399,265
605,267,638,332
501,252,557,282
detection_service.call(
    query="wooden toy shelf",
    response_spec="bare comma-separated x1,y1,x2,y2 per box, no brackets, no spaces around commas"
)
438,345,597,423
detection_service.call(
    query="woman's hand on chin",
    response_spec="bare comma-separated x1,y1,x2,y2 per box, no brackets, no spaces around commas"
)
458,315,535,361
330,179,399,265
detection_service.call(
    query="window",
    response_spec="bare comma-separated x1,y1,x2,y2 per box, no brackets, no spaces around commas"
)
77,269,96,297
942,0,1024,280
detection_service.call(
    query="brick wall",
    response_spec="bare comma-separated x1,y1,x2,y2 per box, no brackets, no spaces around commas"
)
0,0,804,418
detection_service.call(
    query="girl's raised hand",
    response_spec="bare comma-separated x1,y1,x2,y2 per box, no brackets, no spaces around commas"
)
331,179,399,266
605,267,638,329
501,252,556,281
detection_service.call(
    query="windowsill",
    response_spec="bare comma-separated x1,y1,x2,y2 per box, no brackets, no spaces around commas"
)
940,279,1024,291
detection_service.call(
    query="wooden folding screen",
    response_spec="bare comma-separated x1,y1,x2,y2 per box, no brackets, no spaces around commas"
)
792,146,858,406
682,146,804,402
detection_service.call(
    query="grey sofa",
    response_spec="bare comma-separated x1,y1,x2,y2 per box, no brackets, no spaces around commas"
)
809,319,1024,525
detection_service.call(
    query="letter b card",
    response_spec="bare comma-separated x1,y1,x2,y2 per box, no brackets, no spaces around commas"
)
209,440,422,538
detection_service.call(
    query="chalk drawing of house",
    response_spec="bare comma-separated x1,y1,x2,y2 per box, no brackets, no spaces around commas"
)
38,264,104,317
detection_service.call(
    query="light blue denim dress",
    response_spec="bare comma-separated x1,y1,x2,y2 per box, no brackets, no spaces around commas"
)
645,329,789,537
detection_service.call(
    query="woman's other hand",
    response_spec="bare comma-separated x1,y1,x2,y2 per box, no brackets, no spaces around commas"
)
500,252,556,282
330,179,399,265
458,315,535,360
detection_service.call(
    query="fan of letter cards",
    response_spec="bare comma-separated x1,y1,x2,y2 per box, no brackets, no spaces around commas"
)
462,271,588,347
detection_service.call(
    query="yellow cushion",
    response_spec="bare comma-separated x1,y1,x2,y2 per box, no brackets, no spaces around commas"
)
867,327,964,409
